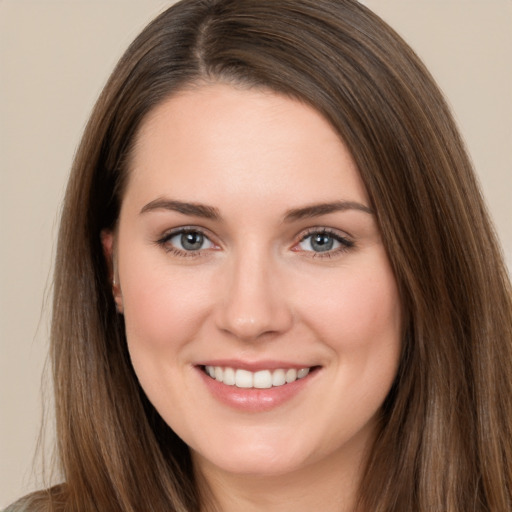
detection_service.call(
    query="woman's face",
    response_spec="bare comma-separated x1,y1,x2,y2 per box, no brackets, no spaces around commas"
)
107,83,402,478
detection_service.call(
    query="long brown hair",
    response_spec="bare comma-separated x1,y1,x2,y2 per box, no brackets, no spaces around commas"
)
11,0,512,510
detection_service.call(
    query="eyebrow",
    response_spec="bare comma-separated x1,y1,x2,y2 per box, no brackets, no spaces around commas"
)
140,199,221,220
139,198,373,221
283,201,374,222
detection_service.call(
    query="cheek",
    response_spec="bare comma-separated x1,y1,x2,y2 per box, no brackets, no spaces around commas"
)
119,257,213,355
300,260,402,431
118,260,216,410
296,255,402,367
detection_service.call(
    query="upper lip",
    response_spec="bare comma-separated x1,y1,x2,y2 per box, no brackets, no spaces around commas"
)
196,359,318,372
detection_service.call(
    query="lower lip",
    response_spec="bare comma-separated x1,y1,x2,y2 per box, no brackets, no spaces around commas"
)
196,367,318,412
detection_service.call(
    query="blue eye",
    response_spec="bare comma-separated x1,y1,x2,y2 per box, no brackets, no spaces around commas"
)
298,230,353,254
161,229,215,253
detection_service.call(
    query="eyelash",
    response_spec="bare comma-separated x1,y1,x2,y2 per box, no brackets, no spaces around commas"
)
155,227,355,259
294,228,354,258
156,227,216,258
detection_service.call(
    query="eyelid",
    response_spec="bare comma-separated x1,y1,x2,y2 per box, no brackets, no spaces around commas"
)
292,227,354,257
154,225,354,258
156,226,220,256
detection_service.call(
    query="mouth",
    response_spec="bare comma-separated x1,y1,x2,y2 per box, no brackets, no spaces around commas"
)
196,362,321,411
200,365,320,389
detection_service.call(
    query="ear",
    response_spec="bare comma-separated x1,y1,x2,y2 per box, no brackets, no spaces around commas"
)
100,229,124,314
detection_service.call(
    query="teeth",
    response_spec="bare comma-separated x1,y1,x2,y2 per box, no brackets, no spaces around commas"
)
297,368,310,379
204,366,311,388
285,368,297,383
223,367,236,386
235,369,253,388
272,369,286,387
253,370,272,389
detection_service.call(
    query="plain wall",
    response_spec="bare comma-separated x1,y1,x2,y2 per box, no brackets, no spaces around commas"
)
1,0,511,506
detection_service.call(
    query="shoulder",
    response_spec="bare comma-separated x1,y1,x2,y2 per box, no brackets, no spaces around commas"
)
3,497,35,512
3,485,67,512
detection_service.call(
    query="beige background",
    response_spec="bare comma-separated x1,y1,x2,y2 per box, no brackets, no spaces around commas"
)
1,0,511,506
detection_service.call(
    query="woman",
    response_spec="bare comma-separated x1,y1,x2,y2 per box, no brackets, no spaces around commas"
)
7,0,512,511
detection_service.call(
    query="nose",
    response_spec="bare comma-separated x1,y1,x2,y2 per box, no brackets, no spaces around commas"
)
214,249,293,342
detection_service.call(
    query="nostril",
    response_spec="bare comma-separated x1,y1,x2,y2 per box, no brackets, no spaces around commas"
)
215,296,294,341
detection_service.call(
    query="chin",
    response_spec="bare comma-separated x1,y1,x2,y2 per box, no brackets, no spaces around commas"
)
192,441,313,478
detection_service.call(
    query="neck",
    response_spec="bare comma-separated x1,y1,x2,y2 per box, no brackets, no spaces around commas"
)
195,442,369,512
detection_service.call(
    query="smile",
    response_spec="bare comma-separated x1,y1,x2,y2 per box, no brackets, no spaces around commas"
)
203,365,312,389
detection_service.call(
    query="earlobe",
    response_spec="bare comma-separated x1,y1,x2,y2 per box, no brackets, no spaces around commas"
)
100,229,124,314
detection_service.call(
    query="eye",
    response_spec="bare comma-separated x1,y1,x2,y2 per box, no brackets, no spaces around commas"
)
296,229,353,255
158,228,216,255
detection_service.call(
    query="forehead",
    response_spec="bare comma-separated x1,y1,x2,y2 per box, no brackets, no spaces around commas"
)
125,83,369,210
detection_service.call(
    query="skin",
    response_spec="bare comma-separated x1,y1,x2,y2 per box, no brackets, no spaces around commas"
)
103,83,402,512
